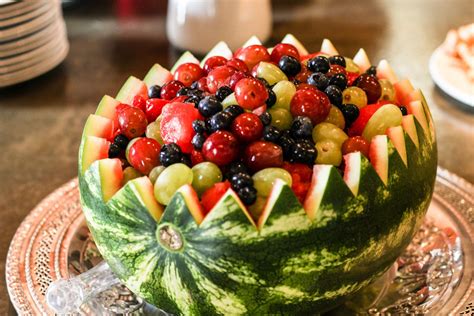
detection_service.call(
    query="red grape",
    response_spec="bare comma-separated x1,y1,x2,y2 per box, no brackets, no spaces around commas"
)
132,95,147,112
206,65,236,94
160,80,185,100
173,63,204,87
355,74,382,103
203,56,228,74
117,105,147,139
244,141,283,172
226,71,249,90
231,113,264,142
226,58,249,73
296,82,318,92
270,43,300,64
127,137,161,174
290,89,331,125
234,45,271,70
234,78,268,110
202,131,239,166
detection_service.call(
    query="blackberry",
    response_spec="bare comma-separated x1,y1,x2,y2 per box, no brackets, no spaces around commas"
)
209,111,233,132
290,139,317,165
215,86,233,102
198,96,223,117
307,72,329,90
148,85,161,99
290,116,313,139
263,126,281,143
307,56,330,73
278,131,296,160
188,89,205,99
324,85,343,106
230,172,253,190
237,186,257,205
226,161,248,179
278,55,301,77
259,112,272,126
328,55,346,67
159,143,182,167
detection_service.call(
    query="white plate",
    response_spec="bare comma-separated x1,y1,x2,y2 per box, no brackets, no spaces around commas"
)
0,2,49,29
429,45,474,107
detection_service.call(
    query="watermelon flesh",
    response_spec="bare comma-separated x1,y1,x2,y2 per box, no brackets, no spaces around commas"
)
78,35,438,314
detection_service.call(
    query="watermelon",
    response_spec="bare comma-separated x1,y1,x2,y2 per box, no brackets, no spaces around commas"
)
78,36,437,314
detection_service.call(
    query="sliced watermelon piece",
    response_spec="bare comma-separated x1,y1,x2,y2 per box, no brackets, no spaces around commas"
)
281,33,309,57
82,114,114,140
401,114,420,148
97,158,123,202
407,100,429,134
386,125,407,166
116,76,148,106
200,41,233,67
320,39,339,56
129,176,164,221
143,64,173,87
177,184,205,224
95,95,121,120
343,152,362,196
369,135,389,185
170,51,200,74
393,79,414,105
79,136,110,174
353,48,371,72
242,35,262,48
377,60,398,84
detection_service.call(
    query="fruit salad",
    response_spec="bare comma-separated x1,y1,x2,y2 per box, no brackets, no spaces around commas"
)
78,35,437,314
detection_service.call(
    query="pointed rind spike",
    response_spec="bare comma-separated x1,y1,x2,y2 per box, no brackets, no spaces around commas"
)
143,64,173,87
407,101,429,135
200,41,233,67
130,177,164,221
393,79,414,105
281,33,309,56
303,165,332,220
95,95,120,120
402,115,420,148
353,48,371,72
99,158,123,202
343,152,362,196
242,36,262,48
369,135,389,185
387,126,408,166
170,51,200,73
320,39,339,56
177,185,205,225
377,60,398,84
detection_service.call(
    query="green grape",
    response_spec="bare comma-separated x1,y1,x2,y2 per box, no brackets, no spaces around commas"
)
342,86,368,109
146,119,164,145
247,196,267,221
222,92,238,108
315,140,342,166
256,62,288,85
191,162,223,196
344,57,360,73
378,79,396,102
312,122,348,147
125,137,141,164
154,163,193,205
149,165,166,184
272,80,296,110
323,105,346,129
253,168,292,197
362,104,402,141
268,108,293,130
122,166,142,185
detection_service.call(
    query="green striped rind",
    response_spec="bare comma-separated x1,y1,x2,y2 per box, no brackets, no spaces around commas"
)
79,104,437,314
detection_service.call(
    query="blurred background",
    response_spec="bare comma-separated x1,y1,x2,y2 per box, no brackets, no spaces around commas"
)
0,0,473,313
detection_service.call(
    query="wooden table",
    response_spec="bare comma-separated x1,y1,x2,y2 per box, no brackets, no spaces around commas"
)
1,0,473,313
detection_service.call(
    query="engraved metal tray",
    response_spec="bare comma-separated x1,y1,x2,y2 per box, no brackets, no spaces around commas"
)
6,168,474,315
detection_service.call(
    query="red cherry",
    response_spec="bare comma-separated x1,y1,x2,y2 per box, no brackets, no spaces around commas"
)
203,56,228,74
234,45,271,70
226,58,249,73
295,64,312,83
160,80,185,100
234,78,268,110
160,102,201,153
202,131,239,166
270,43,300,64
231,113,263,142
132,95,147,112
342,136,370,157
117,105,147,139
290,89,331,125
201,181,231,214
244,141,283,172
190,149,205,166
226,71,249,90
173,63,204,87
327,64,347,78
206,65,237,94
127,137,161,175
145,98,170,122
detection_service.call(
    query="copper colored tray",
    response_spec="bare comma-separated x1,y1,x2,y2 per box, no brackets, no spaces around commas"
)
6,168,474,315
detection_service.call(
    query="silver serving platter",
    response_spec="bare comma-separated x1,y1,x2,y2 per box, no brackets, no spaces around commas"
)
6,168,474,315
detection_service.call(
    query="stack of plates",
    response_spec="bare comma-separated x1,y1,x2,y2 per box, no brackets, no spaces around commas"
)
0,0,69,88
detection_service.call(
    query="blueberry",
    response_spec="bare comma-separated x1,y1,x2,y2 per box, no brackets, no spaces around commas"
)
307,72,329,90
399,106,408,116
108,143,121,158
226,161,248,179
237,186,257,205
366,66,377,76
324,85,343,106
160,143,183,167
198,96,223,117
191,133,206,150
341,104,360,125
209,111,233,132
278,131,296,160
180,154,192,167
224,105,244,118
329,55,346,67
290,139,317,165
177,87,191,97
266,88,276,107
186,95,201,108
215,86,233,102
148,85,162,99
259,112,272,126
328,73,347,90
307,56,330,73
230,172,253,190
290,116,313,139
113,134,129,149
192,120,207,134
278,55,301,77
263,126,281,143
